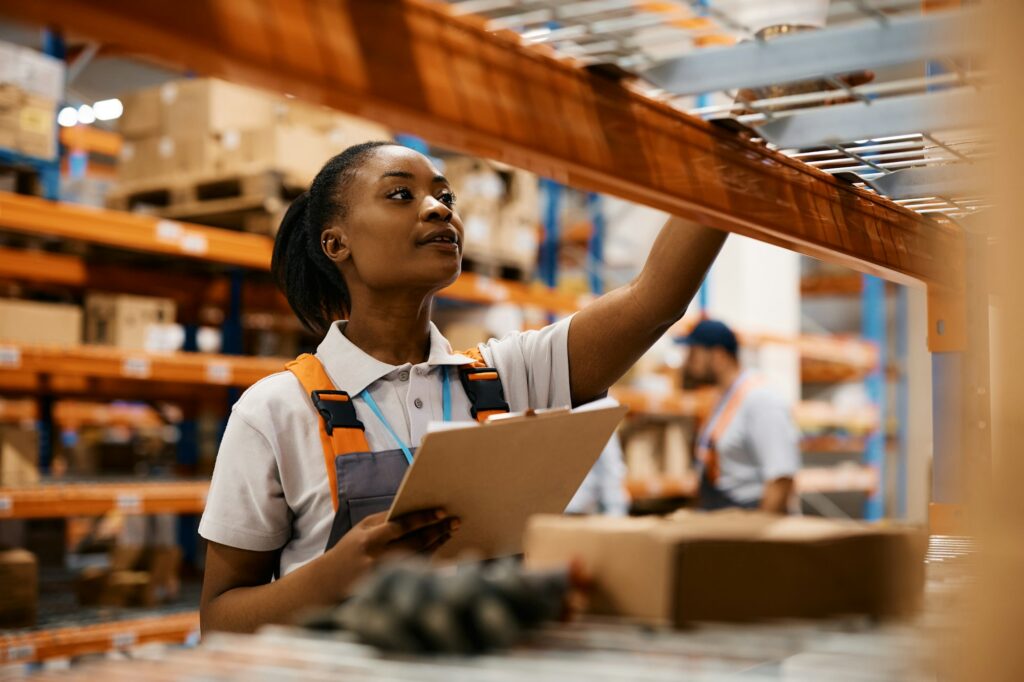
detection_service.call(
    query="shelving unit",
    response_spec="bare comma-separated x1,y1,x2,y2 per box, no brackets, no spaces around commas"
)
0,480,208,519
0,611,199,664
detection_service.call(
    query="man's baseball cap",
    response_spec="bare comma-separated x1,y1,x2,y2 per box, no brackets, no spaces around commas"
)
678,319,739,356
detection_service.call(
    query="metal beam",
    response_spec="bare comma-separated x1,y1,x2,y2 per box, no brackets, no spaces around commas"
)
643,7,982,96
757,88,978,150
0,0,963,287
870,163,981,201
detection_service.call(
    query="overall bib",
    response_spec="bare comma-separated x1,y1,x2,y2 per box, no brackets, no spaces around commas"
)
695,372,762,511
286,349,510,552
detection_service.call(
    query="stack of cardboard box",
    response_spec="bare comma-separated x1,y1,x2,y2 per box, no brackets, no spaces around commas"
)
84,293,177,350
116,78,391,190
0,548,37,627
442,157,540,276
0,41,63,160
0,426,39,486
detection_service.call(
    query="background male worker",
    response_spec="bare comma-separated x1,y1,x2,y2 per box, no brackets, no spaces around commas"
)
682,319,801,513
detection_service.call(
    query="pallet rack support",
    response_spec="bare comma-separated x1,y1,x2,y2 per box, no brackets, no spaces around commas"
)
861,274,887,520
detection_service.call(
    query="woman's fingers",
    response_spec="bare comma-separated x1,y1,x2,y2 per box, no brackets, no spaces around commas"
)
388,517,460,554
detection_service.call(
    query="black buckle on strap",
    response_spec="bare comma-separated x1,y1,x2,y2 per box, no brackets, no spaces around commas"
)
311,390,365,435
458,367,509,419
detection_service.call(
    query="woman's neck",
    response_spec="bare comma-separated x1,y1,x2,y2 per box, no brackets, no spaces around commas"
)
343,291,434,366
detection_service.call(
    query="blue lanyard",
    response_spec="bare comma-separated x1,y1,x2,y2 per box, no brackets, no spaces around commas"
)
359,368,451,465
698,371,749,451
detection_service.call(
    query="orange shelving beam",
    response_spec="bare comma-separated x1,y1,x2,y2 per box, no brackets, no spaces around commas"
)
0,611,199,664
0,480,209,519
0,0,962,288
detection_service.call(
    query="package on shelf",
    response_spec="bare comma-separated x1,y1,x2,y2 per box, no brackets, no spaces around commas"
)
0,425,40,486
495,169,540,273
84,293,177,350
78,517,182,608
525,510,927,626
117,78,391,188
0,41,62,160
0,548,37,628
0,298,83,346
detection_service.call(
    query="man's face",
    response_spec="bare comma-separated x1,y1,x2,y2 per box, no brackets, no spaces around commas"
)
682,345,717,389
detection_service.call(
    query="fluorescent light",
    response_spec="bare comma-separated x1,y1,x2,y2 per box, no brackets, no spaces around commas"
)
77,104,96,125
93,98,124,121
57,106,79,127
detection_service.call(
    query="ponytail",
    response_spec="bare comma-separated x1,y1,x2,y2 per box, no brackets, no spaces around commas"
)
271,140,396,337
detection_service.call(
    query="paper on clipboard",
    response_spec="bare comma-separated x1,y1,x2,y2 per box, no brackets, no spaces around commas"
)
387,399,627,562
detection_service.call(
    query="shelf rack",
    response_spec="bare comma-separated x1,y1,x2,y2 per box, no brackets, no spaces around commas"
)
0,480,208,519
0,611,199,664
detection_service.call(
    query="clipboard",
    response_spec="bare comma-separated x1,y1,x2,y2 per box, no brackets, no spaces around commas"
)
386,401,628,561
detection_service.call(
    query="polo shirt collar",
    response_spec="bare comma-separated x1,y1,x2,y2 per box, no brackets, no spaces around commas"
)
315,320,476,396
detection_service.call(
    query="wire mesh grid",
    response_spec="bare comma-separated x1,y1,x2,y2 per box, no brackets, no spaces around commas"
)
445,0,987,223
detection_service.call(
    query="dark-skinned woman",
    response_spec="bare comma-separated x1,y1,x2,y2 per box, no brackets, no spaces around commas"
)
198,142,727,634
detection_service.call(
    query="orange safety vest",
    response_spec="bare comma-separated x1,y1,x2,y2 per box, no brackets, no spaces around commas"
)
286,347,509,511
695,373,762,486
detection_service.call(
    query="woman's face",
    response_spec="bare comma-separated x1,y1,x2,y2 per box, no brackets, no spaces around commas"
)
328,146,464,295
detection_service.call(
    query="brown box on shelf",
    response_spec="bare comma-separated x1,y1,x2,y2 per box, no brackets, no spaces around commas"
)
0,548,38,627
525,511,927,626
16,93,57,160
163,79,278,136
234,125,331,186
0,298,82,346
84,293,176,350
0,426,40,486
118,87,165,138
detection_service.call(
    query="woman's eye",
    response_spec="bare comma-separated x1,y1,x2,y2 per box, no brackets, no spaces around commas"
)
438,191,457,207
387,187,414,201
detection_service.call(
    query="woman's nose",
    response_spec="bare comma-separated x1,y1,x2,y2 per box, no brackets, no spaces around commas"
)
420,196,453,223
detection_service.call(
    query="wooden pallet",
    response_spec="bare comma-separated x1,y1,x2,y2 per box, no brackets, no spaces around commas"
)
461,255,533,283
106,169,305,235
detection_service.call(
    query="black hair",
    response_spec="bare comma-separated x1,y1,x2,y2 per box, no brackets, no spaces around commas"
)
271,140,397,336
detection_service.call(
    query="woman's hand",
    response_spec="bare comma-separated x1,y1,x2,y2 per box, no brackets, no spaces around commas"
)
324,508,460,601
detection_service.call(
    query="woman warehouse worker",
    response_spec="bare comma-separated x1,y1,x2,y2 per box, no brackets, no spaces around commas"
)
198,142,726,633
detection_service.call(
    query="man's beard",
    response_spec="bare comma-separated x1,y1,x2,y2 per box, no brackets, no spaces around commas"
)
682,371,717,391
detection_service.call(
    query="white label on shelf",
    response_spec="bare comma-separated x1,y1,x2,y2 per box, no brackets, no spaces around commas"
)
205,361,232,384
116,492,142,513
180,232,209,255
6,644,35,662
221,129,241,150
160,82,178,104
111,631,137,649
0,495,12,517
158,136,175,158
0,346,21,369
155,220,184,244
122,357,152,379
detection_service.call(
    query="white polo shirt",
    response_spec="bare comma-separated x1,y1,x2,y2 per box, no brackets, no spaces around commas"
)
199,317,573,576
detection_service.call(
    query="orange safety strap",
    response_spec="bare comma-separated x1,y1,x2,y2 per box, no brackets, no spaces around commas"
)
697,375,762,485
286,353,370,511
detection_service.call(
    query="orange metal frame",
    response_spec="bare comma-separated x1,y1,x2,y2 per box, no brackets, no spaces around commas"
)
0,481,209,519
2,0,962,288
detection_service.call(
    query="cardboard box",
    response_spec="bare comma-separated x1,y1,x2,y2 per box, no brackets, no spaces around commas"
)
0,41,65,100
0,548,37,627
84,293,176,350
0,426,40,486
0,298,82,346
525,511,927,625
163,79,278,136
236,125,334,185
119,87,165,138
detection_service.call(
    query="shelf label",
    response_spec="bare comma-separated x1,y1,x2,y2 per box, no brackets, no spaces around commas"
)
111,631,137,649
181,232,209,256
0,346,21,369
116,492,142,513
205,361,232,385
6,644,35,662
155,220,184,244
122,357,152,379
0,495,12,517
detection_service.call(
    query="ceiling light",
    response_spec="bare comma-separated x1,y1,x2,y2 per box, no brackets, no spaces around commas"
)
77,104,96,125
93,98,124,121
57,106,79,127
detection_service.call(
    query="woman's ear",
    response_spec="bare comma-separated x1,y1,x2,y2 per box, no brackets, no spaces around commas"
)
321,228,351,263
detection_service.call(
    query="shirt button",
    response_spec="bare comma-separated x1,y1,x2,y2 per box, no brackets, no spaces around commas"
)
398,371,410,382
414,398,424,409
